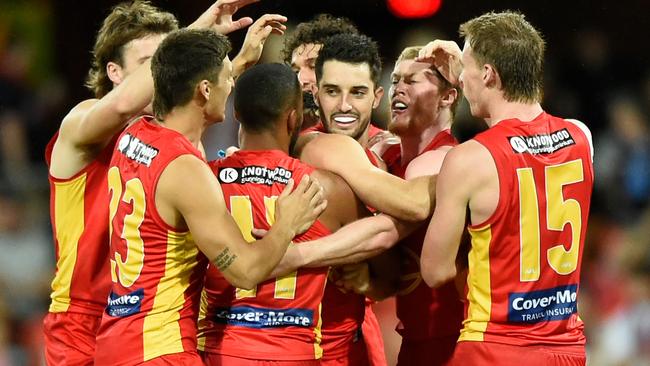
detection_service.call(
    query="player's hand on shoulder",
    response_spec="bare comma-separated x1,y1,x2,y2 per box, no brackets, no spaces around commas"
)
416,40,463,86
189,0,258,34
275,175,328,236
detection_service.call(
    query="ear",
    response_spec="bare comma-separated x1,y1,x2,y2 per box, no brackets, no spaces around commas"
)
287,108,299,134
106,61,124,85
372,86,384,109
483,64,500,89
197,79,211,103
440,87,458,109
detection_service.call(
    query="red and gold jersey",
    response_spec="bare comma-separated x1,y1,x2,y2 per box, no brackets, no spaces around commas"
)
45,132,116,317
94,117,208,365
382,129,464,340
465,112,593,346
198,150,331,361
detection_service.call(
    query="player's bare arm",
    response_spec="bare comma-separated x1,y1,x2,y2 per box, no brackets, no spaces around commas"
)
420,141,494,288
300,133,433,221
156,154,326,289
232,14,288,78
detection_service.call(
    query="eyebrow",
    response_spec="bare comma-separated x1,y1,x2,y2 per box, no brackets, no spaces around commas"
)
138,55,152,63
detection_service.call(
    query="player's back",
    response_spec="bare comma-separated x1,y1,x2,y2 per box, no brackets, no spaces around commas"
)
95,117,208,365
465,112,593,346
199,150,331,361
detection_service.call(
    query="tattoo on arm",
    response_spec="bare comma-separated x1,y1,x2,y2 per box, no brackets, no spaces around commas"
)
214,247,237,271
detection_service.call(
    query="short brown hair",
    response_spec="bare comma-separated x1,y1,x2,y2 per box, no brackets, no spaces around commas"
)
459,11,545,103
282,14,359,64
396,46,462,117
152,29,231,119
85,0,178,98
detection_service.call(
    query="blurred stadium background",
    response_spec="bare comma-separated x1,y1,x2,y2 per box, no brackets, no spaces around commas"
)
0,0,648,364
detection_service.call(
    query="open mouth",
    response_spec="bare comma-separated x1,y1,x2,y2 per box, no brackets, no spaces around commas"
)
391,101,408,112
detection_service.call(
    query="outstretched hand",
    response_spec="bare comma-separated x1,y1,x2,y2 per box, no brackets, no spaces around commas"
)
232,14,288,77
416,40,463,86
189,0,259,34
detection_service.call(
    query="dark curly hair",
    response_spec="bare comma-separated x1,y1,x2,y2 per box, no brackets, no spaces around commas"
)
282,14,359,63
315,33,382,86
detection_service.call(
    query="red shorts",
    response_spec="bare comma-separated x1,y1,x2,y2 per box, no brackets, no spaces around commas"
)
142,352,203,365
43,312,102,366
362,303,387,366
397,335,458,366
451,341,586,366
201,353,319,366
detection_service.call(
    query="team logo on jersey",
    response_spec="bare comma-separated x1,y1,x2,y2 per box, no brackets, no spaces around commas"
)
508,284,578,323
508,128,575,155
106,288,144,317
216,166,293,186
214,306,313,328
118,133,159,167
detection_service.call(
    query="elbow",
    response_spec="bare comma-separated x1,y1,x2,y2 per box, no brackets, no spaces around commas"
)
421,264,456,289
226,270,265,290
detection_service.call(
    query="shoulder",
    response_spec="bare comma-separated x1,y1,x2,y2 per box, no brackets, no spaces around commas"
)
58,99,99,138
564,118,594,161
440,141,493,184
404,148,450,179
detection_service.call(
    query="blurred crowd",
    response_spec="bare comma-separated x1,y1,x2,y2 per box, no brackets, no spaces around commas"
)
1,1,648,365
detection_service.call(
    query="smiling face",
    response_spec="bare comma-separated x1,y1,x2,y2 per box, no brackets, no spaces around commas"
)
389,58,449,136
315,60,383,141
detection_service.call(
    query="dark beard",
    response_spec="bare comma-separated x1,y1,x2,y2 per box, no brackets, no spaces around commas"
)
302,90,317,111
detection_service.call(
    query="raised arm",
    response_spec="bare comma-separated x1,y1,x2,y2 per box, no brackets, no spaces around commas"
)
300,133,434,221
157,155,326,289
231,14,288,79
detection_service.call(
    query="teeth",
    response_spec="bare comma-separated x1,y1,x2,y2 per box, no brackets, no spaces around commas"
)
393,102,407,110
334,116,356,124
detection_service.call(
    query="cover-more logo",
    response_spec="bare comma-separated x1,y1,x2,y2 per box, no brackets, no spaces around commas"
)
508,284,578,323
214,305,314,329
106,288,144,317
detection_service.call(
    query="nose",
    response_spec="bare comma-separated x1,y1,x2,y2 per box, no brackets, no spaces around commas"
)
391,80,407,98
338,93,353,112
298,67,316,91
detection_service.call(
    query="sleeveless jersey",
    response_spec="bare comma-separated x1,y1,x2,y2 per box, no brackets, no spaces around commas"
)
94,117,208,365
382,129,464,340
45,131,116,316
464,112,593,346
198,150,331,360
